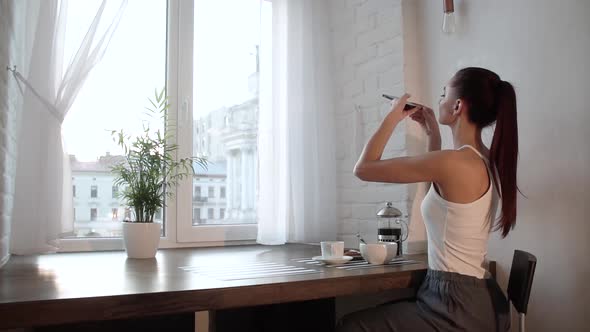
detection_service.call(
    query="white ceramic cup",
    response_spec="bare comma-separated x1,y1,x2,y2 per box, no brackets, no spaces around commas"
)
320,241,344,258
359,242,398,265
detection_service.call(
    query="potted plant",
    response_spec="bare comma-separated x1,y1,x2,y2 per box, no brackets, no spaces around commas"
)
111,88,206,258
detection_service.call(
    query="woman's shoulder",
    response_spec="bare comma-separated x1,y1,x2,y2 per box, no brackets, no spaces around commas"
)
430,149,488,176
431,149,491,201
442,148,490,182
414,150,467,179
429,149,472,162
441,148,487,163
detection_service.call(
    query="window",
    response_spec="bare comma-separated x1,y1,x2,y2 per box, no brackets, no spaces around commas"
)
112,208,118,221
59,0,261,248
178,0,267,243
61,0,166,240
155,208,162,221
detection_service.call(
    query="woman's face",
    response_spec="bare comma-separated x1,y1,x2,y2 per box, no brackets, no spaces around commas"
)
437,82,458,126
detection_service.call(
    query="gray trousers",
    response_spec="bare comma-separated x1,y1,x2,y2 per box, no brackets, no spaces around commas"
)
337,270,510,332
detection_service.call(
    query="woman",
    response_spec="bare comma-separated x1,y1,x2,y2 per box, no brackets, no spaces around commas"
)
339,67,516,331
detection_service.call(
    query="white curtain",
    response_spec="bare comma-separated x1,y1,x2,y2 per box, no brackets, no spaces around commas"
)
10,0,126,255
257,0,338,245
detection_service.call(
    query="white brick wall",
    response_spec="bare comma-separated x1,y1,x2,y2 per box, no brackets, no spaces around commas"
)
330,0,409,248
0,0,31,268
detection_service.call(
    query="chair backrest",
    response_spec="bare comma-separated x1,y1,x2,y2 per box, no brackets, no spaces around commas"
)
507,250,537,314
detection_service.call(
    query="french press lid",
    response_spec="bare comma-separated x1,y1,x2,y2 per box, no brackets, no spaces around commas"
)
376,202,402,218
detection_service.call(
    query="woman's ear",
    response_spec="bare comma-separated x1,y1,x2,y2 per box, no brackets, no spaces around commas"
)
452,99,462,116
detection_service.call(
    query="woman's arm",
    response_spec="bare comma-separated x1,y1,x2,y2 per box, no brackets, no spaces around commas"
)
353,94,452,184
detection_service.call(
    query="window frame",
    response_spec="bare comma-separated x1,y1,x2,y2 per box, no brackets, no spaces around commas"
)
172,0,257,243
58,0,257,252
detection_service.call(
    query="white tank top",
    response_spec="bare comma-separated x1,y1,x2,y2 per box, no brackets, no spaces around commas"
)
420,145,499,279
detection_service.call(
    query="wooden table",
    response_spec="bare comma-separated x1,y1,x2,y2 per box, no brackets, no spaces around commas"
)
0,244,427,330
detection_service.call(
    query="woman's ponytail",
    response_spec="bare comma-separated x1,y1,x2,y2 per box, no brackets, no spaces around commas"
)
489,80,519,237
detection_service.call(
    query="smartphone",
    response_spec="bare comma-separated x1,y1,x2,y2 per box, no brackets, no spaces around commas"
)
382,94,419,111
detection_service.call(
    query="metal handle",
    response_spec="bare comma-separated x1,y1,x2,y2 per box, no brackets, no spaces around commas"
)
397,216,409,242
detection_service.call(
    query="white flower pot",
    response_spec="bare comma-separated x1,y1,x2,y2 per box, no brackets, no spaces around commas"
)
122,222,161,259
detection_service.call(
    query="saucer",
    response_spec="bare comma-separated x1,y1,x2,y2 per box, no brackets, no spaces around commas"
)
312,255,353,265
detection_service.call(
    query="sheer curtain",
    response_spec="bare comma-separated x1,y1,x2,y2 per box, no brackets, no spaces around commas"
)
10,0,126,255
257,0,338,245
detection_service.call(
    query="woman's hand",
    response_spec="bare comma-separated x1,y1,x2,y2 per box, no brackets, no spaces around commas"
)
387,93,420,123
409,105,441,151
409,106,439,136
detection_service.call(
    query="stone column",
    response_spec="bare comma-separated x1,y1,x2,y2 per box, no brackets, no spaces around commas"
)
226,150,234,219
246,149,255,211
240,147,248,220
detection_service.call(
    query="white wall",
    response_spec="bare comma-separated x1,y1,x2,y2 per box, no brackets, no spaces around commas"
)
408,0,590,330
330,0,414,248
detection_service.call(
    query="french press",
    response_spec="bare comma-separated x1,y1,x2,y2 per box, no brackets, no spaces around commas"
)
376,202,408,256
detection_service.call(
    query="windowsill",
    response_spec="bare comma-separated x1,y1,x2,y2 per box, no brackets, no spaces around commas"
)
57,230,258,253
58,238,258,253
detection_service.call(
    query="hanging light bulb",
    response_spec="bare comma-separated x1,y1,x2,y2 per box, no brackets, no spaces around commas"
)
442,0,455,34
